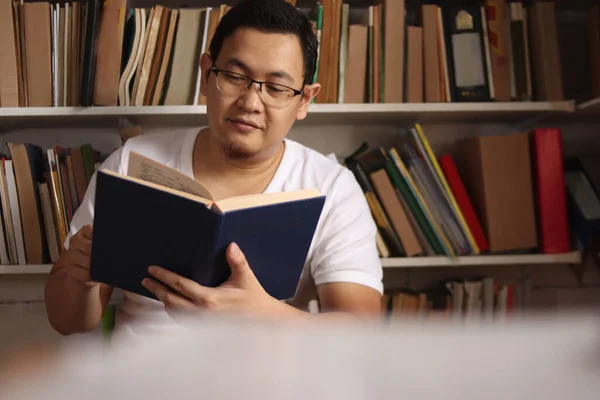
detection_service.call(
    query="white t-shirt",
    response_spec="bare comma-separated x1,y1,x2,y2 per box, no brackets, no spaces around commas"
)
65,127,383,342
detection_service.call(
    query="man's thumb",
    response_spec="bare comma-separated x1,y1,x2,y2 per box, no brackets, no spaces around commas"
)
226,243,250,276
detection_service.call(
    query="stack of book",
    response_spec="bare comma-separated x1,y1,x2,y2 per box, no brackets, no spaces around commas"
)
0,0,234,108
345,123,574,259
382,277,515,320
0,143,101,266
0,0,567,108
309,0,564,104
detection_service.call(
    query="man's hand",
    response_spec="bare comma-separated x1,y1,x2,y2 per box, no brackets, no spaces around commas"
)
62,224,97,289
142,243,278,319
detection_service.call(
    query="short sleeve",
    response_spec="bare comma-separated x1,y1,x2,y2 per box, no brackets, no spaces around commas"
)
309,168,384,294
63,148,124,250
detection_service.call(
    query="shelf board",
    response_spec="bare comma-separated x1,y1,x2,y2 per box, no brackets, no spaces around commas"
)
576,97,600,117
0,251,581,274
380,251,581,268
0,264,53,275
0,101,576,130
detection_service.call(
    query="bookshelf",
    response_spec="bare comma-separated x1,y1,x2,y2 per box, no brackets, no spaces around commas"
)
0,265,53,275
0,250,582,276
380,251,582,268
0,101,576,130
576,97,600,117
1,0,599,333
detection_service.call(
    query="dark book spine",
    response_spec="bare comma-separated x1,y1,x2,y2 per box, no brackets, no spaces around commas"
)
80,0,102,107
441,4,492,102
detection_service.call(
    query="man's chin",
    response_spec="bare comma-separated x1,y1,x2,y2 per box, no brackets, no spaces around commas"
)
219,139,257,161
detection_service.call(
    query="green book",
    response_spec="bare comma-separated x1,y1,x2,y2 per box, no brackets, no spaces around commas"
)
309,3,323,104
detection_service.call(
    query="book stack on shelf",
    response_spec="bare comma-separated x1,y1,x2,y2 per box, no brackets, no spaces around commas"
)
309,0,564,105
382,276,515,320
0,0,571,109
344,123,580,265
0,143,102,269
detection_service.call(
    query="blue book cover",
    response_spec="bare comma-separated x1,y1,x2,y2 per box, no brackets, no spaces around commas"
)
90,169,326,301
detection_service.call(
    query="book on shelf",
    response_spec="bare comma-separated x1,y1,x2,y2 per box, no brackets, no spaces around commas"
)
0,0,569,108
89,151,326,301
342,123,574,261
563,156,600,254
382,277,515,321
0,142,102,266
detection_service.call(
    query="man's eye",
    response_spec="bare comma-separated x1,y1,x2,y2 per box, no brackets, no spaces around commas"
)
225,74,245,82
266,84,285,93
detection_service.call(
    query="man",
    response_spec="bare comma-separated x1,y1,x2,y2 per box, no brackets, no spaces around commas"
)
45,0,383,340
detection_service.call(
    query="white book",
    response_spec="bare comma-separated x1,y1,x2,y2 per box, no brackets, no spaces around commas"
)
63,2,69,106
193,7,212,105
5,161,26,265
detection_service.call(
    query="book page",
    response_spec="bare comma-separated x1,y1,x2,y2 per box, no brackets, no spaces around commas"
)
215,189,321,213
127,151,213,200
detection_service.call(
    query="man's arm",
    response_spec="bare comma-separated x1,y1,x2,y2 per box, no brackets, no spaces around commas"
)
317,282,381,315
45,257,113,335
143,242,382,323
256,282,381,322
45,148,124,335
45,225,114,335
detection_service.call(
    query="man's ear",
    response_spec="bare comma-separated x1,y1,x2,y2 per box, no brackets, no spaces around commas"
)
199,53,213,97
296,83,321,121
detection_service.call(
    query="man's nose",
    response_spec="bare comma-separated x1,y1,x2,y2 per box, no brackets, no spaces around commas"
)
236,82,264,113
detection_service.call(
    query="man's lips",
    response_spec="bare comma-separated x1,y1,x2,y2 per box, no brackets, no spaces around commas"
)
228,118,262,130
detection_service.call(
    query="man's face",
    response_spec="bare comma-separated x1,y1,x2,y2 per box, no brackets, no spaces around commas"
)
200,27,320,160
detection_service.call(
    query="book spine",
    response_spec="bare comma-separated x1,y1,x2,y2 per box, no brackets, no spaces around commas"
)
532,128,570,254
195,211,228,286
414,124,480,254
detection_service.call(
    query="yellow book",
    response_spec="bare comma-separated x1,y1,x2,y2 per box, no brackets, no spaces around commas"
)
413,123,480,254
50,168,67,249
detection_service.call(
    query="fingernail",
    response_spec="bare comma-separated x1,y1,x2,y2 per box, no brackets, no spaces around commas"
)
230,243,240,256
148,266,157,274
142,278,149,287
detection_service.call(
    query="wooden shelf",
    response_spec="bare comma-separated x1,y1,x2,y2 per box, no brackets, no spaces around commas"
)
576,97,600,117
0,251,581,275
0,264,53,275
0,101,576,130
380,251,581,268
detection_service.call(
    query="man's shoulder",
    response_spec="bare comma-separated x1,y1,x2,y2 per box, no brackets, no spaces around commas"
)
122,128,198,158
108,128,199,172
284,139,356,195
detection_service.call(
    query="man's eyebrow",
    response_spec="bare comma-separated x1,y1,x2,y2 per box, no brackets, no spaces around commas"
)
223,58,295,84
267,70,294,83
223,58,249,72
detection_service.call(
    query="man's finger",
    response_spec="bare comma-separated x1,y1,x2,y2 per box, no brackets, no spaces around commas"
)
226,243,251,276
80,225,93,240
75,239,92,256
66,265,93,283
142,278,197,311
71,235,92,257
147,266,213,303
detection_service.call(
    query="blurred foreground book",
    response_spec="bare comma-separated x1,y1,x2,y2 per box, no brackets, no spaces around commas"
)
1,314,599,399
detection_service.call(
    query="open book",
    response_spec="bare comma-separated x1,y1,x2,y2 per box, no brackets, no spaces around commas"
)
90,151,326,301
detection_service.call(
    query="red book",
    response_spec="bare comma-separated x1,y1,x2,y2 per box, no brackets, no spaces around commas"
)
439,154,489,253
532,128,570,253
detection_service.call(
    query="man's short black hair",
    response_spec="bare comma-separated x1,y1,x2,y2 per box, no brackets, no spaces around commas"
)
208,0,318,87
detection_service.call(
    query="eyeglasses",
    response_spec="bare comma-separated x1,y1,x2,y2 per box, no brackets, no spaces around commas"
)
211,67,303,109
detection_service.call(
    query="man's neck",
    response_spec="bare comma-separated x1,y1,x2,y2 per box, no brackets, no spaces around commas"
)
191,128,285,198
